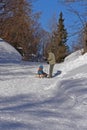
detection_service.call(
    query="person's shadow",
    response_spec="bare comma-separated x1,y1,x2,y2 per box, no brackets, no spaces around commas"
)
53,70,62,77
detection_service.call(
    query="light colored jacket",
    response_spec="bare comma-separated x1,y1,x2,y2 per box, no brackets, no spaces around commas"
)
48,52,56,65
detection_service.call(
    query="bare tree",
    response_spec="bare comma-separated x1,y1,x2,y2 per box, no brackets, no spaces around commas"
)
62,0,87,53
0,0,41,60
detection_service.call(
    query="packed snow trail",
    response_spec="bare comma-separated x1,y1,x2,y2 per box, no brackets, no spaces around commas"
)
0,49,87,129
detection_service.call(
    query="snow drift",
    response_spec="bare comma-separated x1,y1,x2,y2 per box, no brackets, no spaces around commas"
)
0,38,22,63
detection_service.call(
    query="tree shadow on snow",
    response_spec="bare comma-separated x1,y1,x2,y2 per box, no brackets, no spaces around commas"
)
0,120,29,130
0,78,87,129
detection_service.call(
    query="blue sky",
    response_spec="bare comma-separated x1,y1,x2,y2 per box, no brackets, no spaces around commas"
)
32,1,85,29
29,0,87,48
33,0,67,31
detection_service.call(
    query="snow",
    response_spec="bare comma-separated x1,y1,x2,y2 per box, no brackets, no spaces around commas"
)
0,39,87,130
0,38,21,63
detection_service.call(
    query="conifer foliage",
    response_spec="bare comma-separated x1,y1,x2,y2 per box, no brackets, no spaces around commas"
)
50,12,69,62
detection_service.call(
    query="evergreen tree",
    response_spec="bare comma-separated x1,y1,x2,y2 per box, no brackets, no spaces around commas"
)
50,12,69,62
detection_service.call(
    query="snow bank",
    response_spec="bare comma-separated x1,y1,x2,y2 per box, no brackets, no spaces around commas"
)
57,50,87,77
64,50,83,62
0,38,22,63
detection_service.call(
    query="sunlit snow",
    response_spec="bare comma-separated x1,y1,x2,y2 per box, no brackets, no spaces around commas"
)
0,39,87,130
0,38,21,63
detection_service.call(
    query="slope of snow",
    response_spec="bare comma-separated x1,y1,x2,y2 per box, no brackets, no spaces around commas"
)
64,49,83,62
0,46,87,130
0,38,21,63
57,50,87,76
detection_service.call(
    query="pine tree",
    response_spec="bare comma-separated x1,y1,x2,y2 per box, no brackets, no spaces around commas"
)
51,12,69,62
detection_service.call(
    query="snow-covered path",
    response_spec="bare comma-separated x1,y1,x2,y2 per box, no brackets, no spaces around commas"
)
0,56,87,130
0,49,87,129
0,63,58,98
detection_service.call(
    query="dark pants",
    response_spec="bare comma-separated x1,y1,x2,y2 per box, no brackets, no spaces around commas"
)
49,64,54,77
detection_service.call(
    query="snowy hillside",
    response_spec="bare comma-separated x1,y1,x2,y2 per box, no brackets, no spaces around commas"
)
0,45,87,130
0,38,21,63
64,49,83,62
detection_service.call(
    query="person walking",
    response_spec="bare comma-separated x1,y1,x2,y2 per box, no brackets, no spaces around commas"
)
47,50,56,78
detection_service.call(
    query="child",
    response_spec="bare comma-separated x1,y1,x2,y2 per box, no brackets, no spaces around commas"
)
37,65,47,78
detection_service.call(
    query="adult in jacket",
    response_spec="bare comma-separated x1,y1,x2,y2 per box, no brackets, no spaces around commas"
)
47,50,56,78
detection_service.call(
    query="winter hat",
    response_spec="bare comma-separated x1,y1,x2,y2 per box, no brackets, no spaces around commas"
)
39,65,43,69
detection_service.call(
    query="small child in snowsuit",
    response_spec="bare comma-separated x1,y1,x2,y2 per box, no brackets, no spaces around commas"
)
37,65,47,78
